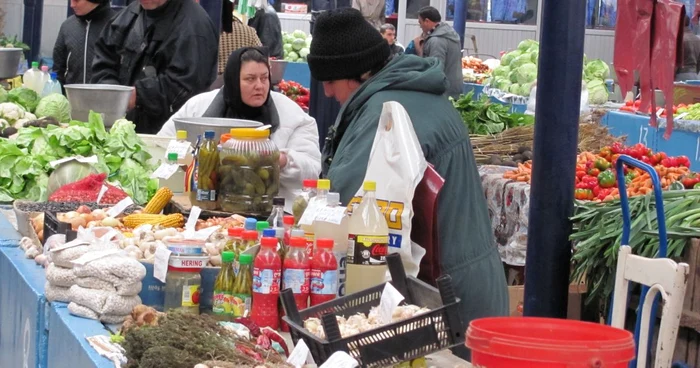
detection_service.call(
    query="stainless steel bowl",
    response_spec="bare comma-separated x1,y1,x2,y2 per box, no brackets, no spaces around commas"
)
270,60,288,86
172,117,263,145
0,48,23,79
64,84,134,128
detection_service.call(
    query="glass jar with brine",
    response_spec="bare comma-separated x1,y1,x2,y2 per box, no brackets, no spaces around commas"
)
192,130,219,210
218,128,280,215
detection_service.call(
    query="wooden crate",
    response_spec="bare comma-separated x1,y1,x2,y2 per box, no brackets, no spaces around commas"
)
673,239,700,366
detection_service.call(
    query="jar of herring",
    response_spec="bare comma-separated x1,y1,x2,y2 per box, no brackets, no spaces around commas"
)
218,128,280,215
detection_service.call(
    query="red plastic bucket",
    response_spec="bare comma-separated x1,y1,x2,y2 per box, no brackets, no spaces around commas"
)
467,317,635,367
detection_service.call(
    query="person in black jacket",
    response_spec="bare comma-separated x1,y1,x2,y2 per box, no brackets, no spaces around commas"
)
91,0,218,133
248,4,283,60
52,0,116,86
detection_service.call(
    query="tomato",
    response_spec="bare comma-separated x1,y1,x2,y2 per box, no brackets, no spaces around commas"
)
625,100,634,106
598,170,616,188
634,99,642,107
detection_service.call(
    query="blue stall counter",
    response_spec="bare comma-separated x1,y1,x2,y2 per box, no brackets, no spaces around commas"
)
0,210,23,247
47,303,113,368
0,247,48,368
282,62,311,89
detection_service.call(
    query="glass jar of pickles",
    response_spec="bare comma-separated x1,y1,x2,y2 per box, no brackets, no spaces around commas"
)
218,128,280,215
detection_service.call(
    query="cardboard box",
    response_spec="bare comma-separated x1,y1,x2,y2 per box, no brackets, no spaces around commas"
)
508,282,587,320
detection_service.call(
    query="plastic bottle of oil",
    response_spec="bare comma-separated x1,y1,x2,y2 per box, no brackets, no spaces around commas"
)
300,179,329,258
346,181,389,294
313,192,348,297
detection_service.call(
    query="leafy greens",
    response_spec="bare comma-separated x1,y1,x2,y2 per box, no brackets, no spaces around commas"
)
452,91,534,135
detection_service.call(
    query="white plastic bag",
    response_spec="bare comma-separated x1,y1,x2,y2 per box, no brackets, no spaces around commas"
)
526,81,590,115
46,263,77,287
352,101,428,277
50,227,120,268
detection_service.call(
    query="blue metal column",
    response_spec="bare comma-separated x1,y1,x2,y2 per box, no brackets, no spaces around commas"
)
523,0,586,318
452,0,466,46
22,0,44,63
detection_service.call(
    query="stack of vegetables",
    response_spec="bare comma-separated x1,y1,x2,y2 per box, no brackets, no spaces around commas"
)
282,30,311,63
503,142,696,201
277,80,309,110
461,56,491,83
0,86,72,132
0,111,156,204
452,91,534,135
487,39,611,104
618,99,692,117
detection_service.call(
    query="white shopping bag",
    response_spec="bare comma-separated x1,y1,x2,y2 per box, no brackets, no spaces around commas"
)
350,101,428,277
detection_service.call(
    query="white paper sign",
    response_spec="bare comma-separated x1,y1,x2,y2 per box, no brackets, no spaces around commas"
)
675,112,689,121
286,339,315,368
72,248,122,266
656,108,665,119
150,163,179,180
378,282,405,324
106,197,134,218
50,239,90,253
313,206,347,225
319,352,359,368
189,225,220,241
49,155,99,168
96,185,108,204
165,140,192,160
182,206,202,238
298,200,323,226
153,246,172,283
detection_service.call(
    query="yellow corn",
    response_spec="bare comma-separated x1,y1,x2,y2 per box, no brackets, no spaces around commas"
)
146,213,185,228
123,214,166,228
122,232,134,238
143,187,173,214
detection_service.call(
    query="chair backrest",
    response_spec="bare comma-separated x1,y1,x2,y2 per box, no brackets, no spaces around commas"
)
412,164,444,286
610,246,690,368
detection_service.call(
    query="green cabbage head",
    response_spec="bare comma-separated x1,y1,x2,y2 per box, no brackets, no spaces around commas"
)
516,63,538,84
501,50,522,66
587,79,609,105
8,87,40,113
35,93,72,124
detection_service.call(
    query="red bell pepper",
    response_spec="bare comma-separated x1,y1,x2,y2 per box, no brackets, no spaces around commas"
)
680,173,700,188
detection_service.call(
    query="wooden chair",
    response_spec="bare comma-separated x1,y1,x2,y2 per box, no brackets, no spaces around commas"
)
610,245,690,368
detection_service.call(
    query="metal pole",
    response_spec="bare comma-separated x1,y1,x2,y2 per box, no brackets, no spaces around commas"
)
452,0,466,46
523,0,586,318
22,0,44,63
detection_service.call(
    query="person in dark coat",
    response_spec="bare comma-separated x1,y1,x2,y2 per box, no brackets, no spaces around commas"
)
91,0,218,134
52,0,116,86
379,23,404,56
248,4,284,60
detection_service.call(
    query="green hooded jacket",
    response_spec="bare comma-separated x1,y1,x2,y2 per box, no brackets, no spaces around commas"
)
323,54,508,359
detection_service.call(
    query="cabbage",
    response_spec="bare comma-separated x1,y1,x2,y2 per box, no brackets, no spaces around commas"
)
587,79,609,104
47,160,99,197
0,89,7,103
509,84,521,94
293,30,307,39
584,59,610,81
521,82,534,95
299,48,310,59
508,70,519,83
517,39,538,52
496,79,512,91
501,50,522,66
286,51,299,61
305,37,312,47
8,87,40,113
283,43,293,53
35,93,71,124
492,66,510,78
530,50,539,64
510,54,533,69
292,38,305,51
516,63,537,84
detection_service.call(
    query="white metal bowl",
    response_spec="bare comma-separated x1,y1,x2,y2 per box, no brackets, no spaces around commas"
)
0,48,23,79
64,84,134,127
172,117,263,145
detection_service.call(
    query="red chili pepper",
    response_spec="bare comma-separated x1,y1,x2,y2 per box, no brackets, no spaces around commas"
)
677,155,691,168
237,345,264,362
256,334,272,350
234,317,261,337
261,327,290,356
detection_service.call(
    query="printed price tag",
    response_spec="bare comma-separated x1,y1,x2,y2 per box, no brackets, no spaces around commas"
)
165,140,192,160
313,206,347,225
49,155,99,168
378,282,405,324
72,249,122,266
150,163,179,180
96,185,108,204
191,226,220,241
287,339,315,368
154,246,173,283
107,197,134,218
319,352,359,368
298,200,323,226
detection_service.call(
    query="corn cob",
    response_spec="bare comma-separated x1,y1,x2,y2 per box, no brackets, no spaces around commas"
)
123,214,166,228
146,213,185,228
143,187,173,214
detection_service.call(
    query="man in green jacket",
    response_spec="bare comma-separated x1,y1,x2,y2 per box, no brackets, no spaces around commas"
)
307,8,508,360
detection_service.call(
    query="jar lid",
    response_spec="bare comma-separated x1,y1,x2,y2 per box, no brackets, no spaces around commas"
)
229,128,270,139
164,238,205,255
176,130,187,140
220,133,231,144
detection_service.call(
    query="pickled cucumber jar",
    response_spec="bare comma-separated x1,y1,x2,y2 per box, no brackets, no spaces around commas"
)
218,128,280,215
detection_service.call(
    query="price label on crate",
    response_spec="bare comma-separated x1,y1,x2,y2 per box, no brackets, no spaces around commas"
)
150,163,180,180
154,246,173,283
378,282,405,325
107,197,134,218
313,206,346,225
49,155,99,168
319,352,359,368
298,200,324,226
96,185,108,204
286,339,315,368
165,140,192,159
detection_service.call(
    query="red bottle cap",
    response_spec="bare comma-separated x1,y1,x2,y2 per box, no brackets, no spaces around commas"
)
261,237,278,248
316,239,334,249
228,227,243,237
303,179,318,188
290,237,306,248
242,230,258,241
283,215,295,225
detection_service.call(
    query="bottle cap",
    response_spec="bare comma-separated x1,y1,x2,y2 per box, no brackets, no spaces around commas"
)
363,181,376,191
244,218,257,230
41,65,48,72
283,215,295,225
242,230,258,240
31,61,39,68
290,237,306,248
50,72,57,79
291,229,305,238
327,192,340,206
316,238,334,249
229,128,270,139
303,179,317,188
176,130,187,140
262,229,276,238
239,253,253,265
272,197,285,206
261,237,278,248
317,179,330,190
167,152,178,161
204,130,215,139
227,227,243,237
256,221,270,231
222,251,234,263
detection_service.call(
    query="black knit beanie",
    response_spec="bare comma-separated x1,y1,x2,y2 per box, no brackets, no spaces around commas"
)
307,8,391,81
87,0,109,4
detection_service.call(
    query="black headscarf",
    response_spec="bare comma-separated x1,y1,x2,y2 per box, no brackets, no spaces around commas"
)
203,47,280,132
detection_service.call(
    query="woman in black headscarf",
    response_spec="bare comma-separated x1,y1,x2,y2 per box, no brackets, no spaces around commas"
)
159,47,321,212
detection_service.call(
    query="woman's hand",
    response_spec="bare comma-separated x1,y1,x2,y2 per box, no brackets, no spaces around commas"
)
128,89,137,110
279,151,288,169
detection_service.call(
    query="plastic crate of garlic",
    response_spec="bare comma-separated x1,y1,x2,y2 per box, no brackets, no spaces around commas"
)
303,305,430,339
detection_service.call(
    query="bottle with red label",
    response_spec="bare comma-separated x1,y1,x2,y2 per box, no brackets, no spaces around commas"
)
251,237,282,329
283,215,295,247
310,238,338,306
281,236,310,331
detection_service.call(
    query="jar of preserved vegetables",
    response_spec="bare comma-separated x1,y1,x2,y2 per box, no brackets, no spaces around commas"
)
218,128,280,215
163,255,207,314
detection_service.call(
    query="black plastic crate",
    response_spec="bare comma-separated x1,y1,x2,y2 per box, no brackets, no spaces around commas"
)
42,211,71,245
281,253,464,367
